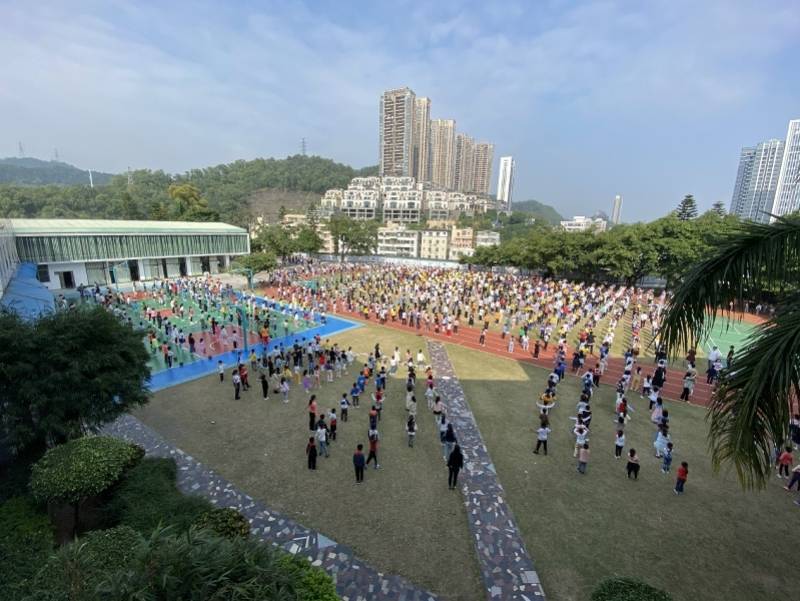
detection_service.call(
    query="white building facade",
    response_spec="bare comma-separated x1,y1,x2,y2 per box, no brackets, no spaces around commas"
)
730,139,785,223
496,156,515,211
770,119,800,219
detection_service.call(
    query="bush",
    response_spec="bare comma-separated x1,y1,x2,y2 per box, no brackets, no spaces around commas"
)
29,437,144,504
0,497,54,601
105,457,212,534
31,526,142,600
194,507,250,539
591,577,673,601
30,525,339,601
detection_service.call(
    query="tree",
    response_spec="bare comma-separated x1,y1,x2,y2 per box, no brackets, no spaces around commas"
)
675,194,698,221
326,214,377,258
167,183,218,222
0,306,150,455
232,251,277,273
255,225,296,259
293,225,323,254
711,201,727,217
658,214,800,488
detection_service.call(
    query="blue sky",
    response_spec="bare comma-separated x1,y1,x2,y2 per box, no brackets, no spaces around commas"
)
1,0,798,221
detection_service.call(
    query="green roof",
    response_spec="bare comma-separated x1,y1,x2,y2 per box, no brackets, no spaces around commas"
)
9,218,247,236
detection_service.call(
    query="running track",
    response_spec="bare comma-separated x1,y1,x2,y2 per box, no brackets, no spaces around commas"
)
261,287,722,407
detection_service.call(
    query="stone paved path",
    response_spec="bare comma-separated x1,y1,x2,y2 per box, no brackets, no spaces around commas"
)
427,340,546,600
103,414,438,601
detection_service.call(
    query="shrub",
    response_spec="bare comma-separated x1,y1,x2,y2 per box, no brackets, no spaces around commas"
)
29,437,144,504
31,526,142,600
194,507,250,539
278,554,340,601
105,457,212,533
591,577,673,601
0,497,54,601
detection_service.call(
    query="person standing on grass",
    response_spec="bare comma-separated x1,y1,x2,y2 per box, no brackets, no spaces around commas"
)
577,443,590,474
534,424,551,455
328,408,338,441
662,442,674,474
448,444,464,490
316,420,329,458
307,395,318,431
353,443,365,483
280,377,290,403
407,415,417,447
680,370,696,401
614,430,625,459
674,462,689,494
232,370,241,400
783,462,800,491
217,360,225,382
626,449,640,479
350,382,360,409
777,446,793,479
306,436,317,470
260,372,269,400
366,429,380,469
340,393,350,422
443,423,457,462
573,424,589,458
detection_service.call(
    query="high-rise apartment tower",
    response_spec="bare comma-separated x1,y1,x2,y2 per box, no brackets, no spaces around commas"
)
380,87,416,177
496,156,515,210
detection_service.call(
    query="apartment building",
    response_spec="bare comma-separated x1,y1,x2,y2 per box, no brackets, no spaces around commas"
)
380,88,415,177
454,134,475,193
419,229,450,260
430,119,456,189
475,230,501,247
472,142,494,195
412,97,431,183
560,216,608,232
376,223,420,257
496,156,515,210
426,190,450,221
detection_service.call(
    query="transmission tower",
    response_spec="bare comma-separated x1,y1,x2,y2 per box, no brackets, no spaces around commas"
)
127,167,133,188
17,141,24,157
300,138,307,156
53,148,60,162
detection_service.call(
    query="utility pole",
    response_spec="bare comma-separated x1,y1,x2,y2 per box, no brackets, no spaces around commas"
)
301,138,307,156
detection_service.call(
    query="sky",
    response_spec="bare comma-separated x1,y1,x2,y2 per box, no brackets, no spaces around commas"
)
1,0,798,222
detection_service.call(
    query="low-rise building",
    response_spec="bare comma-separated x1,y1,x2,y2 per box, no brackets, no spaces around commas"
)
450,226,475,250
560,216,608,232
376,223,420,258
448,246,474,262
341,188,379,220
419,229,450,260
475,230,501,247
382,189,422,223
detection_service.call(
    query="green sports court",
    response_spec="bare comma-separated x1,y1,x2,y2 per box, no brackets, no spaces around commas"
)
700,315,758,357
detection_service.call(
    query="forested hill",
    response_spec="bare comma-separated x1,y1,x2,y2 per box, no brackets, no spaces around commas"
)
511,199,563,225
0,155,379,226
0,157,114,186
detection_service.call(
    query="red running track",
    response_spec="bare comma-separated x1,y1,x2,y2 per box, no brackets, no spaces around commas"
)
261,287,716,407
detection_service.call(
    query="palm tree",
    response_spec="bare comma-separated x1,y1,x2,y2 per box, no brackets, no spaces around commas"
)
658,214,800,488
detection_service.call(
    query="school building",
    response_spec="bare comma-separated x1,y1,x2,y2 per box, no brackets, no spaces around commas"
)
8,218,250,290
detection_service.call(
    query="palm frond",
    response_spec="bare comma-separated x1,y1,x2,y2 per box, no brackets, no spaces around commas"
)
659,214,800,358
707,299,800,488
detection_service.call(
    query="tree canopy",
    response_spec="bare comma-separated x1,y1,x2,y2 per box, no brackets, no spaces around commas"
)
0,306,150,455
675,194,699,221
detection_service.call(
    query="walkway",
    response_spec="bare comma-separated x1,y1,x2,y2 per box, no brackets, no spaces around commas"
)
103,414,438,601
427,340,545,600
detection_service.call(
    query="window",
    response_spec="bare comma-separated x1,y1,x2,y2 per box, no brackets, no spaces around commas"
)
36,264,50,282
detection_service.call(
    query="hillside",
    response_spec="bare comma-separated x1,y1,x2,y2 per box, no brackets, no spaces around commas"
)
0,157,113,186
512,199,562,225
0,155,377,226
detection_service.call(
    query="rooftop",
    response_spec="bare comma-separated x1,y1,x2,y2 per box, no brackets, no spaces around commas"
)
9,218,247,236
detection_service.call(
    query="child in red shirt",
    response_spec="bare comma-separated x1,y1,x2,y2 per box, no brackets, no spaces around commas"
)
777,446,793,479
674,461,689,494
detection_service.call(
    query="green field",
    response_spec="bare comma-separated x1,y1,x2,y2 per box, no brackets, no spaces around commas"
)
134,323,794,601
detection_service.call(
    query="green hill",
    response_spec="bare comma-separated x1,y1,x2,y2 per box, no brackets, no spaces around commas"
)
511,199,563,225
0,157,113,186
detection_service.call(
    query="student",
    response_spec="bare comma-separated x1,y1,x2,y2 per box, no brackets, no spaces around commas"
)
218,360,225,382
280,377,290,403
447,444,464,490
308,395,318,431
443,423,457,461
306,436,317,470
674,462,689,494
407,415,417,447
577,443,590,474
353,444,366,483
614,430,625,459
259,372,269,400
328,408,337,441
339,393,350,422
662,442,674,474
232,370,241,400
626,449,640,479
573,424,589,458
350,382,360,408
366,429,380,469
534,424,551,455
777,446,793,479
316,420,329,458
783,462,800,491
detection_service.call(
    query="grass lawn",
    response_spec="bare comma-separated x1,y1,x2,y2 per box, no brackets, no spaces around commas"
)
134,324,482,601
444,343,796,601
